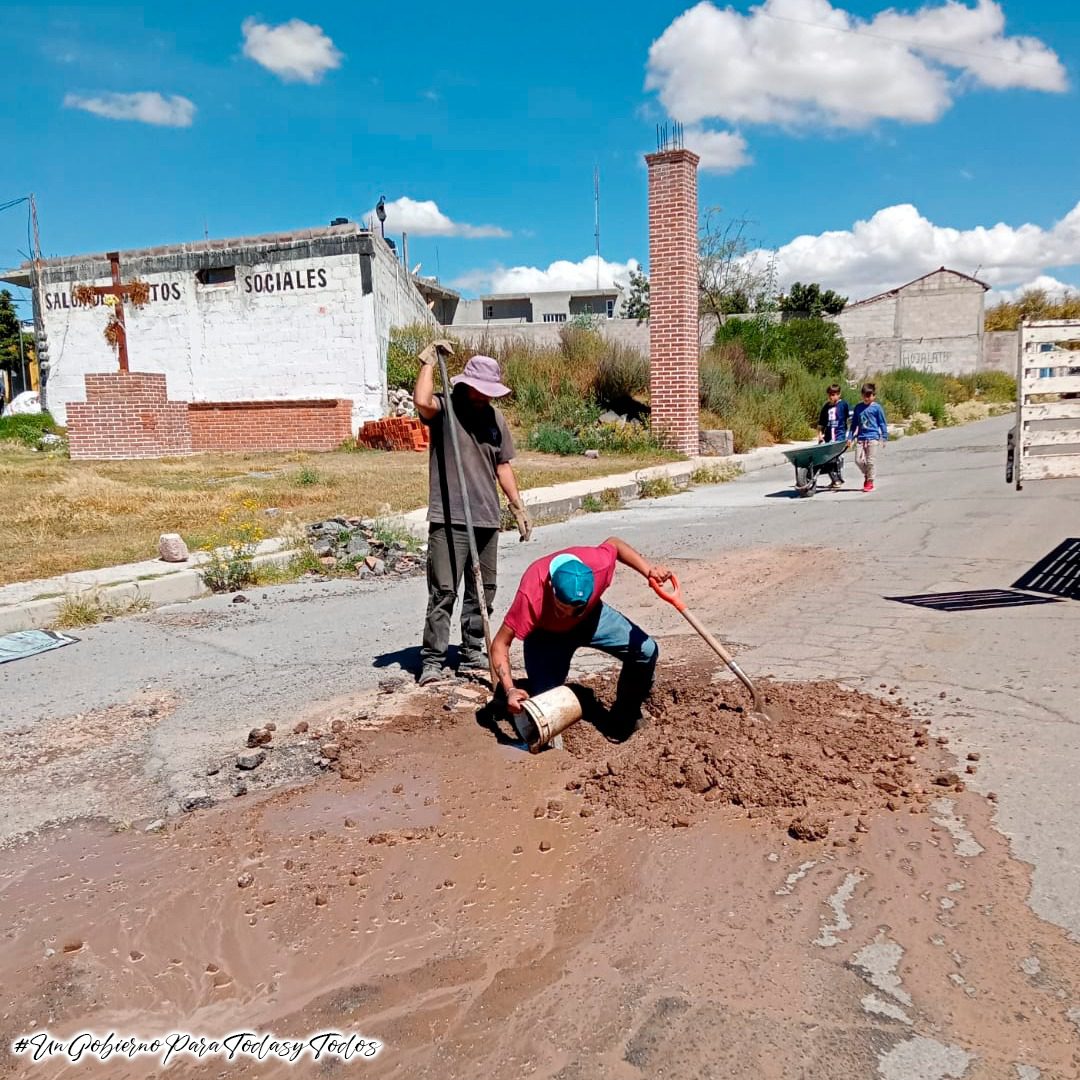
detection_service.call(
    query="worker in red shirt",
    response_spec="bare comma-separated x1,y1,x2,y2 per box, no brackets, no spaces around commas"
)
489,537,672,729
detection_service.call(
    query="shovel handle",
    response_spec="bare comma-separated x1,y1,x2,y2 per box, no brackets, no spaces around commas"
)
649,572,687,613
650,573,767,716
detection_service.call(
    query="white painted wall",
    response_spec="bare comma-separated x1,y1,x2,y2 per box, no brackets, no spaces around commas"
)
39,238,433,430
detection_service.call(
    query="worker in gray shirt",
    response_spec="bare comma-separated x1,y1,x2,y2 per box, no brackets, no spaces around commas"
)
413,342,531,685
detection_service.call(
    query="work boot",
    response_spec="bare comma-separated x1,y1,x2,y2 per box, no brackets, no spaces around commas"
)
458,646,488,671
417,663,446,687
606,703,651,742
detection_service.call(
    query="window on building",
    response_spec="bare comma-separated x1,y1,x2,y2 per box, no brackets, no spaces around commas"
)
606,298,615,319
542,313,567,323
485,304,495,319
196,266,236,286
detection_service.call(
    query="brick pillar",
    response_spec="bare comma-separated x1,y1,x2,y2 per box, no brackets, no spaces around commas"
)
646,148,700,456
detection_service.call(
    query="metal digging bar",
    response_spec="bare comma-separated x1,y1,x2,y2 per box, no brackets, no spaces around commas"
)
435,352,498,690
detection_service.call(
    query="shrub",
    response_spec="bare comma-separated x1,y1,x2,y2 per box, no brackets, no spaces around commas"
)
386,323,431,391
594,343,649,404
638,475,677,499
691,463,740,484
729,414,763,453
0,410,60,447
958,371,1016,403
296,466,320,486
197,498,267,593
52,590,151,629
714,316,847,379
771,318,848,379
527,422,583,455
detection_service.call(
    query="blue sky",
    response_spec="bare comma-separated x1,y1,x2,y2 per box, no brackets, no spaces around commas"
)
3,0,1078,313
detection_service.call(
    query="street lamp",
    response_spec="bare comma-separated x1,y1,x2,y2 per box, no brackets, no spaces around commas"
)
375,196,386,239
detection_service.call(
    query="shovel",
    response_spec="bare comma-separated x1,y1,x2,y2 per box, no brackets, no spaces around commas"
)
649,574,774,722
434,351,498,690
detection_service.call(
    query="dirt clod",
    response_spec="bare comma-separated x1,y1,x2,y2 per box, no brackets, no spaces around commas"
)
934,772,961,787
788,815,831,841
247,728,272,748
293,721,309,735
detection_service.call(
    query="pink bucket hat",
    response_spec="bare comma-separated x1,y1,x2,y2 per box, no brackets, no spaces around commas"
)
451,355,511,399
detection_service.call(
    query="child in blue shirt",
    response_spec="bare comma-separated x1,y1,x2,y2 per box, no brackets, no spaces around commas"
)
817,383,851,488
848,382,888,492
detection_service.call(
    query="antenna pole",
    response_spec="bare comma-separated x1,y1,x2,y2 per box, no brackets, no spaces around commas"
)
594,165,601,290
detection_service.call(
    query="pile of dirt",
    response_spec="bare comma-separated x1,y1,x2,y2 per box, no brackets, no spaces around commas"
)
563,669,940,834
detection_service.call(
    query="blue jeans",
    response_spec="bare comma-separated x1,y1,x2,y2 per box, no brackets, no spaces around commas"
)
523,603,658,713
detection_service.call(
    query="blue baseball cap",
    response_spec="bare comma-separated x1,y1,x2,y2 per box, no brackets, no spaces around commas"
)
549,553,594,607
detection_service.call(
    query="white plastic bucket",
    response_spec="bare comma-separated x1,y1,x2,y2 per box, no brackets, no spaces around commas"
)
517,686,583,753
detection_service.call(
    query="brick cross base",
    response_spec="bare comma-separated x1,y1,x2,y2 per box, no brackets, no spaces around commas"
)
65,372,355,459
67,373,192,460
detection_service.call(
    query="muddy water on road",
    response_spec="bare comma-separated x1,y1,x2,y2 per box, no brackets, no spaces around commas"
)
2,687,1079,1080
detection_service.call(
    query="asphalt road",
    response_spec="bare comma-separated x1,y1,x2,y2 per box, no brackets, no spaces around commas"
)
5,414,1080,942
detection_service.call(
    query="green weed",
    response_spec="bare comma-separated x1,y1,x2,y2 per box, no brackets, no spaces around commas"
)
637,475,677,499
52,590,152,629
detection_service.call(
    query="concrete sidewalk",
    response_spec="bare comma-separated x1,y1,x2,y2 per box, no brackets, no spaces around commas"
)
0,440,812,634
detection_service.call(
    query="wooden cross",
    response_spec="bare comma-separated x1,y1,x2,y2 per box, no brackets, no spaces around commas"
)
82,251,136,372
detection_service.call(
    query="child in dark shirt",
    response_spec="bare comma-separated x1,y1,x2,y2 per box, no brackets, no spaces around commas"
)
817,383,851,488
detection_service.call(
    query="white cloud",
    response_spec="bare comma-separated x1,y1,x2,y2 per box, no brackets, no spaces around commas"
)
376,197,509,239
761,201,1080,300
451,256,638,296
683,127,751,172
241,17,342,83
63,91,195,127
646,0,1066,130
988,274,1079,303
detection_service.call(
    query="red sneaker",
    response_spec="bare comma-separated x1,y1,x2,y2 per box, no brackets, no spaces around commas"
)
863,480,874,492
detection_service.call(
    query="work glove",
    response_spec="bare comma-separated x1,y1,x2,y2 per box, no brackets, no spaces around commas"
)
509,500,533,542
418,339,455,367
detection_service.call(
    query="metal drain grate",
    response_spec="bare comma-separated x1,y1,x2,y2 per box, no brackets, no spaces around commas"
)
887,589,1063,612
1013,538,1080,601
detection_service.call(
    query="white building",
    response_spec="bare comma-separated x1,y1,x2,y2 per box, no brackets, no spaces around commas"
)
2,221,434,432
448,287,623,326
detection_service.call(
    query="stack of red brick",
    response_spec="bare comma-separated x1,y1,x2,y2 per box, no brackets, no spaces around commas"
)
356,416,430,452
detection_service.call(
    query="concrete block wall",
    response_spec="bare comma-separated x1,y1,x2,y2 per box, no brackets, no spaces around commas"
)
646,148,701,455
188,399,353,452
832,270,989,377
444,316,721,356
67,373,192,460
983,331,1020,374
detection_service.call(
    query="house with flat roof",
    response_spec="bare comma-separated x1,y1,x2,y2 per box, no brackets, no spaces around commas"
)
449,287,622,326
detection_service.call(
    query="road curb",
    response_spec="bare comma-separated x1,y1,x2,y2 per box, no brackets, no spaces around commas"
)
0,441,809,633
0,543,295,635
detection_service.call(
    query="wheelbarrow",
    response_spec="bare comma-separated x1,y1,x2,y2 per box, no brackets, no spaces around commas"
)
782,440,848,497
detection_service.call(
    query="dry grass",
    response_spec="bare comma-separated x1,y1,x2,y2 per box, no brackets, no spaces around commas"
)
0,445,671,585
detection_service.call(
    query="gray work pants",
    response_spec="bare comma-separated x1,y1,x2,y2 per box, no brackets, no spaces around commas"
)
421,524,498,666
